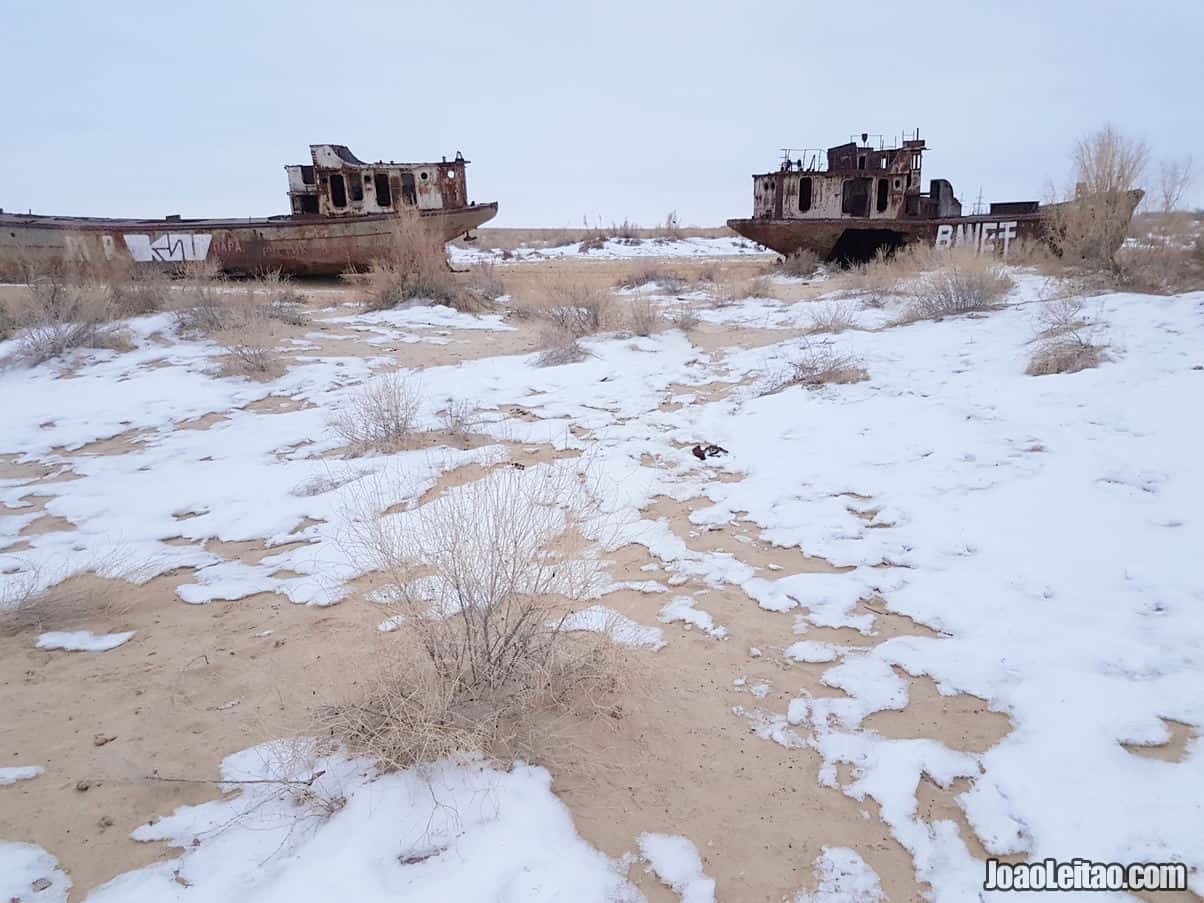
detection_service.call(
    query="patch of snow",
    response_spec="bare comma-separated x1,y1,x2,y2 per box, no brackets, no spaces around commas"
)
86,741,641,903
35,630,135,652
560,605,665,650
0,765,44,785
638,832,715,903
0,842,70,902
657,596,727,638
794,847,884,902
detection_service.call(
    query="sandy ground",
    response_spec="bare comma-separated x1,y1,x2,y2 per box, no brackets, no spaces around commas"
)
0,260,1024,902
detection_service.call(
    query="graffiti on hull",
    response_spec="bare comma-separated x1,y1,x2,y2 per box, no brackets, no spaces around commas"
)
934,221,1018,255
123,233,212,263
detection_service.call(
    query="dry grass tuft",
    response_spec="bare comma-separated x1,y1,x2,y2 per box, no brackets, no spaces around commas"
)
668,305,701,332
4,272,130,365
1,570,131,637
763,339,868,394
535,332,589,367
625,297,665,336
843,248,905,308
1026,298,1109,376
343,208,469,311
330,373,422,454
715,274,775,306
776,249,820,278
439,398,482,438
324,465,625,770
806,302,856,334
614,265,687,294
901,254,1013,322
521,279,616,338
467,261,505,300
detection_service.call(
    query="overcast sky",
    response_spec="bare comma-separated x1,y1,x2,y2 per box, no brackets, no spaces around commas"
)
1,0,1200,227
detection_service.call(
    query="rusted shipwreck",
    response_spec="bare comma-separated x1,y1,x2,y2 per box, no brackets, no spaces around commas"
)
0,144,498,276
727,132,1140,263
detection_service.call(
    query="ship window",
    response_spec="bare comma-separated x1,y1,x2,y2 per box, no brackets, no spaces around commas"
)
300,195,319,215
880,158,887,169
446,171,456,181
401,173,417,205
841,178,871,217
300,165,315,185
420,171,429,181
364,174,372,183
858,156,866,170
329,173,347,208
894,178,902,189
799,177,812,213
876,178,889,213
375,173,392,207
349,175,364,202
911,153,921,169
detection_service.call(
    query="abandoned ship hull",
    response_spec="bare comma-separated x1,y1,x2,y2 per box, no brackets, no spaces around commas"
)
0,203,498,277
726,210,1048,262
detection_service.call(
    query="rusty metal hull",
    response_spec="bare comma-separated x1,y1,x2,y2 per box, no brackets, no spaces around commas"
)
0,204,498,277
726,211,1049,261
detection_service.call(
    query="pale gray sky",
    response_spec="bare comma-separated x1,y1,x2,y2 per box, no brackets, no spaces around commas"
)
1,0,1200,226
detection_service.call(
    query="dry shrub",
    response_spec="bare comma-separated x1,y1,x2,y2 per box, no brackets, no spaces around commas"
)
625,297,664,336
0,569,130,637
535,332,589,367
526,279,615,337
5,273,129,365
1113,228,1204,294
806,302,856,334
614,265,687,294
668,305,701,331
777,249,820,278
716,274,775,305
763,339,868,394
1026,299,1108,376
844,248,905,307
217,307,281,377
902,253,1013,322
1046,125,1148,269
344,208,464,310
440,398,481,438
1027,332,1106,376
467,260,505,300
324,465,623,769
330,372,421,453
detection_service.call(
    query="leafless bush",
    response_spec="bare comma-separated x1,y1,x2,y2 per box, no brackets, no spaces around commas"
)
1046,125,1148,268
777,249,820,278
614,265,687,294
806,302,856,334
716,274,775,305
762,339,868,394
257,271,309,325
527,279,615,337
344,208,464,310
330,373,422,453
217,307,280,377
1113,233,1204,294
625,297,664,336
844,248,904,307
901,255,1013,321
440,398,481,438
535,334,589,367
1027,331,1107,376
172,262,230,334
1026,298,1108,376
325,465,623,769
6,274,129,365
1157,156,1194,214
467,260,505,300
669,305,701,331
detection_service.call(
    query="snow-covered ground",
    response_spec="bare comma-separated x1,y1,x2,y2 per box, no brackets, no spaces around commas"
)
2,268,1202,900
449,235,774,265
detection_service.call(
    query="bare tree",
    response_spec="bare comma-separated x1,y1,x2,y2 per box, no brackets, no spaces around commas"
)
1157,156,1194,214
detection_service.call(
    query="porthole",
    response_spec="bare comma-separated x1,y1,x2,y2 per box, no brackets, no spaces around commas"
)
420,172,429,181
